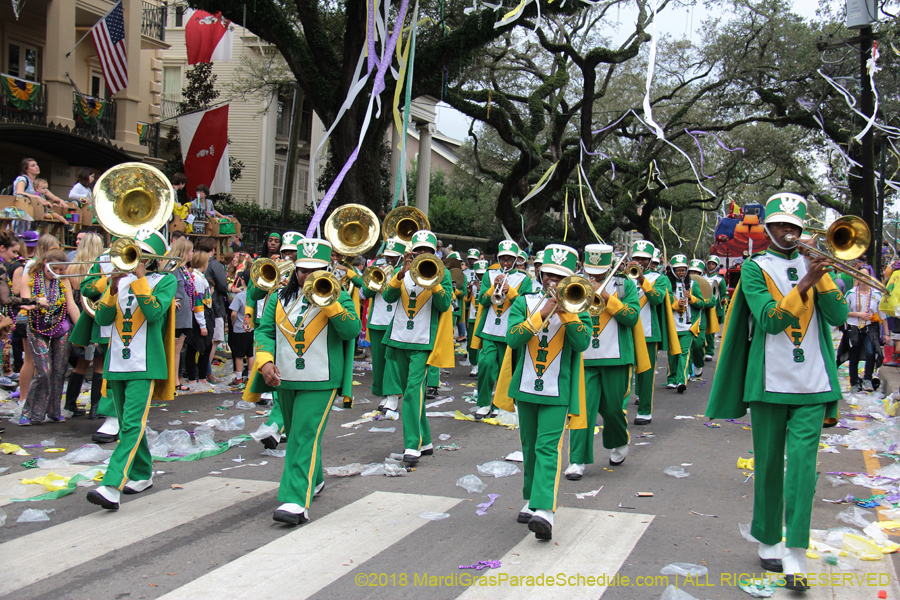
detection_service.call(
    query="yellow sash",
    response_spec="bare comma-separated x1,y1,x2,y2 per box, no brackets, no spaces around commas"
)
152,303,176,401
664,292,685,353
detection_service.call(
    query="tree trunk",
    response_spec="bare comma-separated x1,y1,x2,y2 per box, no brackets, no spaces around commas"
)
280,86,304,225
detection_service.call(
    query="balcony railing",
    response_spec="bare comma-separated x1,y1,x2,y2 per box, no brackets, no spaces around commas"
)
72,93,117,141
142,1,167,42
0,80,46,125
139,122,160,157
160,97,181,121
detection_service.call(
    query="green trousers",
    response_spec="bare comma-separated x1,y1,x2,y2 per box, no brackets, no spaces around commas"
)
369,327,389,397
264,391,284,432
385,346,432,451
278,388,336,507
667,332,695,386
95,345,115,418
427,365,440,388
704,332,716,358
749,401,825,549
691,328,707,371
102,379,154,490
466,320,479,365
635,342,659,416
476,338,506,408
518,401,568,512
569,365,631,464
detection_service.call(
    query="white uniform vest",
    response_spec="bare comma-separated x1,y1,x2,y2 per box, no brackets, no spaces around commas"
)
107,273,165,374
369,293,397,328
98,256,114,340
518,294,565,397
672,277,694,332
583,279,621,361
275,297,332,383
387,271,435,345
638,272,662,338
752,254,830,395
481,270,528,338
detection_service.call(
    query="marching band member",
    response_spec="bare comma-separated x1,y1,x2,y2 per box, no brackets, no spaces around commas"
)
666,255,702,393
87,229,177,510
463,249,482,376
365,237,405,413
499,244,591,540
473,241,532,419
706,193,847,591
465,259,488,377
516,250,528,273
650,248,663,273
252,238,360,525
566,244,642,481
687,259,718,379
628,241,679,426
381,230,454,465
703,256,728,361
532,250,544,291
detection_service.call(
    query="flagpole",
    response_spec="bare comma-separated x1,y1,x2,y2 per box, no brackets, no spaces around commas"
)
65,1,121,58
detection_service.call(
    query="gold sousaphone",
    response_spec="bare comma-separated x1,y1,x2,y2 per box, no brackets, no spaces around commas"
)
382,206,429,244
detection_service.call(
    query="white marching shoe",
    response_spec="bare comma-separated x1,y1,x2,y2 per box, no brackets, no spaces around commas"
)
273,503,309,525
564,463,584,481
609,444,628,465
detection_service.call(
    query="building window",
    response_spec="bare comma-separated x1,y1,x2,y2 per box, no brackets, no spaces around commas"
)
162,66,182,102
7,41,39,81
273,163,285,209
174,5,185,27
294,168,309,211
90,71,107,99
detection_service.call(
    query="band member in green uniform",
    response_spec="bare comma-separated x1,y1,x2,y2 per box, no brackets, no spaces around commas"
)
473,240,532,419
687,259,718,379
706,193,847,591
501,244,591,541
364,237,404,413
87,229,176,510
703,256,728,360
463,249,482,376
666,255,703,393
252,238,360,525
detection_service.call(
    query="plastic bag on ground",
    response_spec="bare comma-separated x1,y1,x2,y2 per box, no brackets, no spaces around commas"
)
876,461,900,479
213,384,232,395
456,474,487,493
149,429,194,457
192,425,220,452
811,527,862,548
221,400,235,408
17,508,54,523
739,523,760,543
236,400,256,411
836,506,875,529
738,579,774,598
360,463,388,477
842,533,884,560
494,410,518,427
419,511,450,520
663,466,690,478
659,586,701,600
825,475,848,487
384,463,407,477
35,458,70,470
63,444,113,464
477,461,521,478
325,463,365,477
660,563,708,577
250,422,279,443
261,449,286,458
0,508,6,526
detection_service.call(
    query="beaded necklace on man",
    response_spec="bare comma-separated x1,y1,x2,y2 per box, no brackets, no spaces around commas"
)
29,270,67,336
856,285,871,330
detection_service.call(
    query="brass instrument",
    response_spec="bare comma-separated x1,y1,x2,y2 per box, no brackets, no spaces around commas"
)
444,255,463,271
279,271,342,332
382,206,429,243
81,296,99,318
784,216,887,292
591,255,628,315
108,238,183,273
527,275,595,332
690,274,712,301
491,265,512,306
625,263,643,280
362,264,394,293
450,267,466,291
250,257,294,293
410,253,445,288
325,203,380,290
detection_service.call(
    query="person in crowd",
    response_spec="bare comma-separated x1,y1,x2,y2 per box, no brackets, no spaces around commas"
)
0,232,34,398
839,267,884,392
169,238,195,392
67,231,86,261
68,167,95,208
228,286,253,386
196,237,228,382
63,232,103,416
880,263,900,366
185,250,212,386
13,159,70,229
19,248,80,425
191,185,224,220
265,233,282,259
32,178,75,229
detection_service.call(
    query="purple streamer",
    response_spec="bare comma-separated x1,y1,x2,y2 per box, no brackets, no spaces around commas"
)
366,0,377,74
476,493,500,516
306,0,411,237
580,139,615,180
459,560,502,570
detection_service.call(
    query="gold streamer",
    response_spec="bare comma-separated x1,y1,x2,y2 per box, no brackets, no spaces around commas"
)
577,164,603,243
487,90,492,119
563,188,569,242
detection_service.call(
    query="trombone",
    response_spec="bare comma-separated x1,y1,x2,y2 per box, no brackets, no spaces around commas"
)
590,255,629,315
410,253,445,289
250,257,294,293
49,238,182,278
362,263,395,293
525,275,595,332
784,216,887,293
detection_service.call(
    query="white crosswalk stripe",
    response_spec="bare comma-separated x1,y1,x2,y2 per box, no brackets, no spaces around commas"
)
0,476,277,596
158,490,462,600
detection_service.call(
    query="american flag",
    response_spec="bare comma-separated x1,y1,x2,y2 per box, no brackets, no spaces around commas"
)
90,1,128,95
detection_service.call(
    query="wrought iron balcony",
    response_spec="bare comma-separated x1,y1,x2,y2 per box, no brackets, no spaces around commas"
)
0,79,46,125
72,93,117,141
142,1,167,42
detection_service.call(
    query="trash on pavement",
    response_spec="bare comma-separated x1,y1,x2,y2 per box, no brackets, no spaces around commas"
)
505,451,524,462
1,443,28,456
325,463,366,477
477,461,520,478
836,506,875,529
62,444,113,464
368,426,395,433
660,563,708,577
456,475,487,493
737,578,775,598
663,466,690,478
419,511,450,520
737,457,754,470
459,560,501,570
476,494,500,516
17,508,54,522
659,585,702,600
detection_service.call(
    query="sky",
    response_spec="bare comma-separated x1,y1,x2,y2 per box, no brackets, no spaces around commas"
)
434,0,834,141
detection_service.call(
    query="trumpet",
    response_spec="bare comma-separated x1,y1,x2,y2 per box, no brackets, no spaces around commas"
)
625,263,643,280
410,253,445,289
250,257,294,293
526,275,595,332
491,266,512,306
362,264,394,293
784,215,887,293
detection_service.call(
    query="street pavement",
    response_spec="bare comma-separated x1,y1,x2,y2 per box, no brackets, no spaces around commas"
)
0,346,898,600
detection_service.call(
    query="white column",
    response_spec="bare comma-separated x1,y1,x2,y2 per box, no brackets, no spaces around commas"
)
390,123,402,202
116,0,146,154
415,122,435,217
